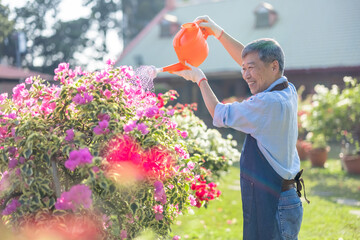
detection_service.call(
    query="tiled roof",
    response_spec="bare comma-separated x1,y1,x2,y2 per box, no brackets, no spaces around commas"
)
116,0,360,75
0,64,52,80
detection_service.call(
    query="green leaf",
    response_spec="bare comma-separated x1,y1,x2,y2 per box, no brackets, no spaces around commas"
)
24,148,33,159
130,202,138,214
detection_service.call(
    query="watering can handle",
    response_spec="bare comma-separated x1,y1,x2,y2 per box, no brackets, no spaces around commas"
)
195,20,210,40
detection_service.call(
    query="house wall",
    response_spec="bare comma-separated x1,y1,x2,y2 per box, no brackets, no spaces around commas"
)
0,79,20,96
156,67,360,145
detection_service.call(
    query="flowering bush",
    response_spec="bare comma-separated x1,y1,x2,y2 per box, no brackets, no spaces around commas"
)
171,103,240,180
0,61,239,239
302,77,360,153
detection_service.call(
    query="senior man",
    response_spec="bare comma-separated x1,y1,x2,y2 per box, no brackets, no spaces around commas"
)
174,16,309,240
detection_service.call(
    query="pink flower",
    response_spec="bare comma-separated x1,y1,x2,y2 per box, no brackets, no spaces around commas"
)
103,89,112,99
93,126,103,135
174,145,189,159
153,205,163,214
155,213,164,221
54,62,69,74
65,148,93,171
8,158,18,169
106,59,115,66
181,131,188,138
187,161,195,170
137,123,149,135
145,106,159,118
123,120,137,133
25,77,33,84
173,236,181,240
2,199,21,215
98,113,110,121
72,93,93,105
189,194,197,206
154,181,167,204
167,109,175,116
55,184,92,211
65,129,74,141
120,229,127,240
167,121,177,129
98,119,109,129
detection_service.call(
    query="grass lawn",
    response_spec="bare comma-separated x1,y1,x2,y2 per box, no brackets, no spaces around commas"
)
170,158,360,240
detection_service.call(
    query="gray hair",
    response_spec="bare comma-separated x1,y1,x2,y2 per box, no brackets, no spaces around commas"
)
242,38,285,74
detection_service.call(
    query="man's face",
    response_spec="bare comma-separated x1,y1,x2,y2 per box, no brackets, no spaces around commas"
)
242,52,276,95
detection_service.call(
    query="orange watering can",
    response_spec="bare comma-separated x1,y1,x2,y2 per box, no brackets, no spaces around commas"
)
159,21,210,73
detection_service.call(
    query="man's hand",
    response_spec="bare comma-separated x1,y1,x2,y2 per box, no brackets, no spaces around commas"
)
174,63,206,85
195,15,223,39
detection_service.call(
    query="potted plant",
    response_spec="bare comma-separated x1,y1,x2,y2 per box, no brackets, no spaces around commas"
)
306,133,329,167
335,77,360,174
297,86,313,160
303,77,360,173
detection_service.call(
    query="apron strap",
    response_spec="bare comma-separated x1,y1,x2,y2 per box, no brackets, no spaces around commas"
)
294,169,310,204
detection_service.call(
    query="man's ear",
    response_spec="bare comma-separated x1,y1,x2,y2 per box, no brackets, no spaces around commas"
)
271,60,279,72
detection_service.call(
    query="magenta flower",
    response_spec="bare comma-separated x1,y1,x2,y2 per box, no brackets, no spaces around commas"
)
8,158,18,169
94,119,109,135
106,59,115,66
65,148,93,171
103,89,112,99
25,77,33,84
137,123,149,135
153,204,163,214
98,113,110,121
93,126,103,135
72,93,93,105
2,199,21,215
154,181,167,205
173,236,181,240
99,120,109,129
55,184,92,211
65,129,75,141
123,120,137,133
54,62,69,74
120,229,127,240
181,131,188,138
145,106,159,118
155,213,164,221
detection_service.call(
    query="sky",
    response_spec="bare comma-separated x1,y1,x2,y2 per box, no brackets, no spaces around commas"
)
2,0,123,71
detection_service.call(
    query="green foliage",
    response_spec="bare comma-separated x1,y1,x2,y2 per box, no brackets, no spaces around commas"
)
0,2,14,43
302,77,360,153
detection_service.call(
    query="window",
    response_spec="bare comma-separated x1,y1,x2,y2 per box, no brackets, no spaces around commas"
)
254,2,277,28
159,14,180,38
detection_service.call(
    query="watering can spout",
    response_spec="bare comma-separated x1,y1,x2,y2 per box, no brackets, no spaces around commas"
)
161,21,209,73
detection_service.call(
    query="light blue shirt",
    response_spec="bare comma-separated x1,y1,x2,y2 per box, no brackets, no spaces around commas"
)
213,77,300,179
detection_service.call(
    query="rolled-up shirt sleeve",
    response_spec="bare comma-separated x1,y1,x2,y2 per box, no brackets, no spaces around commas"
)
213,95,269,135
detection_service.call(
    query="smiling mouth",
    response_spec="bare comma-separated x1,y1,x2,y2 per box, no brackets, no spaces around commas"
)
247,82,255,87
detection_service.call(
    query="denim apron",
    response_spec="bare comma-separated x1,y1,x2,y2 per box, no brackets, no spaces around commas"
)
240,81,288,240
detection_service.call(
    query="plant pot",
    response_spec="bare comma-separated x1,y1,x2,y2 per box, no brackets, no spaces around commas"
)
309,147,328,167
296,140,309,161
341,154,360,174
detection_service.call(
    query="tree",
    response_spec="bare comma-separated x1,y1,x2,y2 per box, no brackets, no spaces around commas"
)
121,0,164,45
0,1,15,61
0,1,14,43
0,0,165,74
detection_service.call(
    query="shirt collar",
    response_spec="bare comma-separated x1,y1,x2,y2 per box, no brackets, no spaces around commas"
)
264,76,288,93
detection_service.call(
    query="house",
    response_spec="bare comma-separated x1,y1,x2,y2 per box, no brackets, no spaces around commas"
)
0,64,52,96
116,0,360,137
